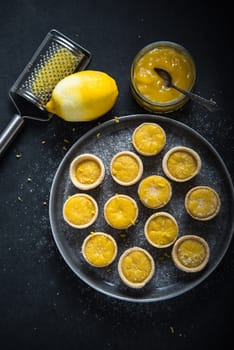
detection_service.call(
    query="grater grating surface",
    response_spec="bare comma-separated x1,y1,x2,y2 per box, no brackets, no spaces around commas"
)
19,43,84,107
10,29,91,111
0,29,91,156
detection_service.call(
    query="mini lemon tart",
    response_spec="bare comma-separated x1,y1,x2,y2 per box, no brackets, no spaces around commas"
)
132,122,166,156
172,235,210,273
144,212,178,248
162,146,201,182
138,175,172,209
104,194,138,229
81,232,117,267
110,151,143,186
63,193,98,228
70,153,105,190
185,186,221,221
118,247,155,288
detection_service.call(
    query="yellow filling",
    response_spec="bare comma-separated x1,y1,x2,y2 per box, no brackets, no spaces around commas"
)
75,159,101,185
64,196,96,225
133,123,166,155
147,216,178,246
138,175,171,208
84,234,116,267
121,251,152,283
167,150,197,179
105,196,137,228
112,154,139,182
177,239,206,268
187,188,219,218
133,46,195,103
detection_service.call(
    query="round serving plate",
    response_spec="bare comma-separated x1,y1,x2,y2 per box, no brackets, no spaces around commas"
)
49,114,234,302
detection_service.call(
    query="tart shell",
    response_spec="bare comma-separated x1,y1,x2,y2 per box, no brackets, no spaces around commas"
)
132,122,166,156
144,211,179,248
81,232,118,267
185,185,221,221
104,194,138,229
69,153,105,190
162,146,201,182
138,175,172,209
110,151,143,186
118,246,155,288
172,235,210,273
63,193,98,229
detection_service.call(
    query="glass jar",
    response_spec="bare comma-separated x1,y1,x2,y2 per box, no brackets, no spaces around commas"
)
130,41,196,113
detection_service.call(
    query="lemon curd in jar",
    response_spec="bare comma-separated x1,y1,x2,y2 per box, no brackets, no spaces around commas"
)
131,41,196,113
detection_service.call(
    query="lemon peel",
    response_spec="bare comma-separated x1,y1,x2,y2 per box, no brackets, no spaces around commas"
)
46,70,118,122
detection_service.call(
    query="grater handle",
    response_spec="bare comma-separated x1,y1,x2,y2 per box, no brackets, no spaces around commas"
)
0,114,24,157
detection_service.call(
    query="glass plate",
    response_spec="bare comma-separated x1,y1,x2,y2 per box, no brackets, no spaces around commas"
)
49,114,234,302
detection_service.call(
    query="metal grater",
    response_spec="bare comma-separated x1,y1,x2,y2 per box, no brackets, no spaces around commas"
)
0,29,91,156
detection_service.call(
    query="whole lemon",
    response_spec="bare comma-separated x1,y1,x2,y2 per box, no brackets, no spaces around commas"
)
46,70,118,122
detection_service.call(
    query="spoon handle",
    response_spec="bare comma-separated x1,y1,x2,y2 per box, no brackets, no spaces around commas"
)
172,84,219,112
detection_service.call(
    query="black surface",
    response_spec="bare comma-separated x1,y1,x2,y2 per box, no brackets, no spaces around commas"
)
0,1,233,349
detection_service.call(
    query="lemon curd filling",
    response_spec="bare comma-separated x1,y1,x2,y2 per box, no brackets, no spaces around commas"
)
111,151,143,184
63,194,97,227
82,232,117,267
132,123,166,156
177,239,207,268
145,212,178,247
185,186,220,220
133,46,195,104
104,195,138,229
138,175,172,209
172,235,210,272
167,150,197,179
162,146,201,182
76,159,101,184
112,154,139,182
118,247,155,288
70,154,105,190
121,250,152,283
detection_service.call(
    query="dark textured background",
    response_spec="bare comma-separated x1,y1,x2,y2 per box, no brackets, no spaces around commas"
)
0,1,233,349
